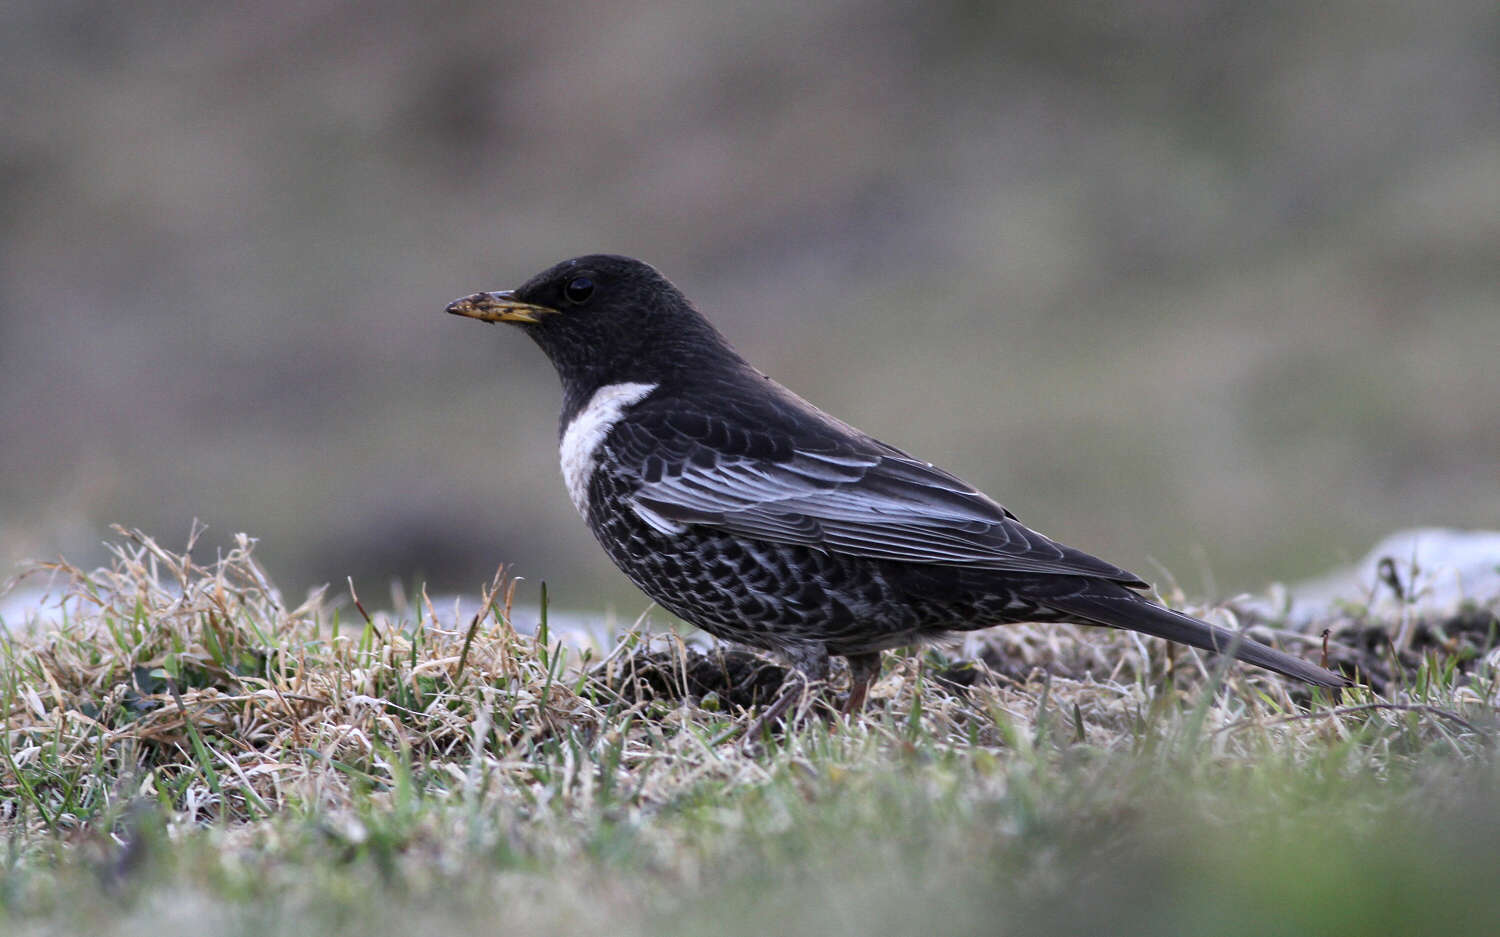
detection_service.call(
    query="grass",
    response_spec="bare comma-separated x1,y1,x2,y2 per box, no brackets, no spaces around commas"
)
1,526,1496,936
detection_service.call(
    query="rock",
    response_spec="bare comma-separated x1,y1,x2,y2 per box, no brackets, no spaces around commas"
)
1236,528,1500,629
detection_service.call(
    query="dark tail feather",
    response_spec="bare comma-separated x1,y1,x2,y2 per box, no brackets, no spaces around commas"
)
1048,591,1351,688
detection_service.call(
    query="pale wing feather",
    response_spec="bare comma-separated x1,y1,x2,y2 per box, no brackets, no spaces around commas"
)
633,448,1143,583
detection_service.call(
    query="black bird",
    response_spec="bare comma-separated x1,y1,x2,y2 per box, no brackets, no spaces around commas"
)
447,255,1348,713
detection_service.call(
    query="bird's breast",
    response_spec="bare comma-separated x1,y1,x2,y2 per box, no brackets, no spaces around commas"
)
558,381,659,516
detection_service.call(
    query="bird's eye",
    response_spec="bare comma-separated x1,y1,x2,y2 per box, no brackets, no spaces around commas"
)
564,276,595,304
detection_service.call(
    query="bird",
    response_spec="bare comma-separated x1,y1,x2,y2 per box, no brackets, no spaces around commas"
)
446,254,1349,717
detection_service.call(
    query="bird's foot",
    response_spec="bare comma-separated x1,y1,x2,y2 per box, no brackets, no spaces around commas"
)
740,669,826,745
735,651,883,748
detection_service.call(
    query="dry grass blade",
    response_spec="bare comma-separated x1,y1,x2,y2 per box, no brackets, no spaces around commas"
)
0,529,612,835
0,525,1494,859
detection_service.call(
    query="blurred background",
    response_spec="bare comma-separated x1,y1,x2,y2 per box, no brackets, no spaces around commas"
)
3,1,1497,616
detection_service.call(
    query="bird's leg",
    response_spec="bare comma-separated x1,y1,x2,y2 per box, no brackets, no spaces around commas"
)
742,645,829,740
842,652,883,714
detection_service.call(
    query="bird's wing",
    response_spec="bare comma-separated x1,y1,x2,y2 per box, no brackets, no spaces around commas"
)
613,409,1146,585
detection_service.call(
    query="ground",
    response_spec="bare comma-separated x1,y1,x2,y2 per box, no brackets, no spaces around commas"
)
1,528,1496,936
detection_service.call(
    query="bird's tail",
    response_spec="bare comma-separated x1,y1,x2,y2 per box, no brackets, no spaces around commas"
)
1047,590,1350,688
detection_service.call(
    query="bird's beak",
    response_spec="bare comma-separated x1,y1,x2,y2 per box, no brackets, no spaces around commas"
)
445,291,559,325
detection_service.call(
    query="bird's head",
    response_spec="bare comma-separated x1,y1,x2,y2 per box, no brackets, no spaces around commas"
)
447,254,739,404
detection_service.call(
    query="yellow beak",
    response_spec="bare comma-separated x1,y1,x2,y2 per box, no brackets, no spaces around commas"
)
445,291,559,324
